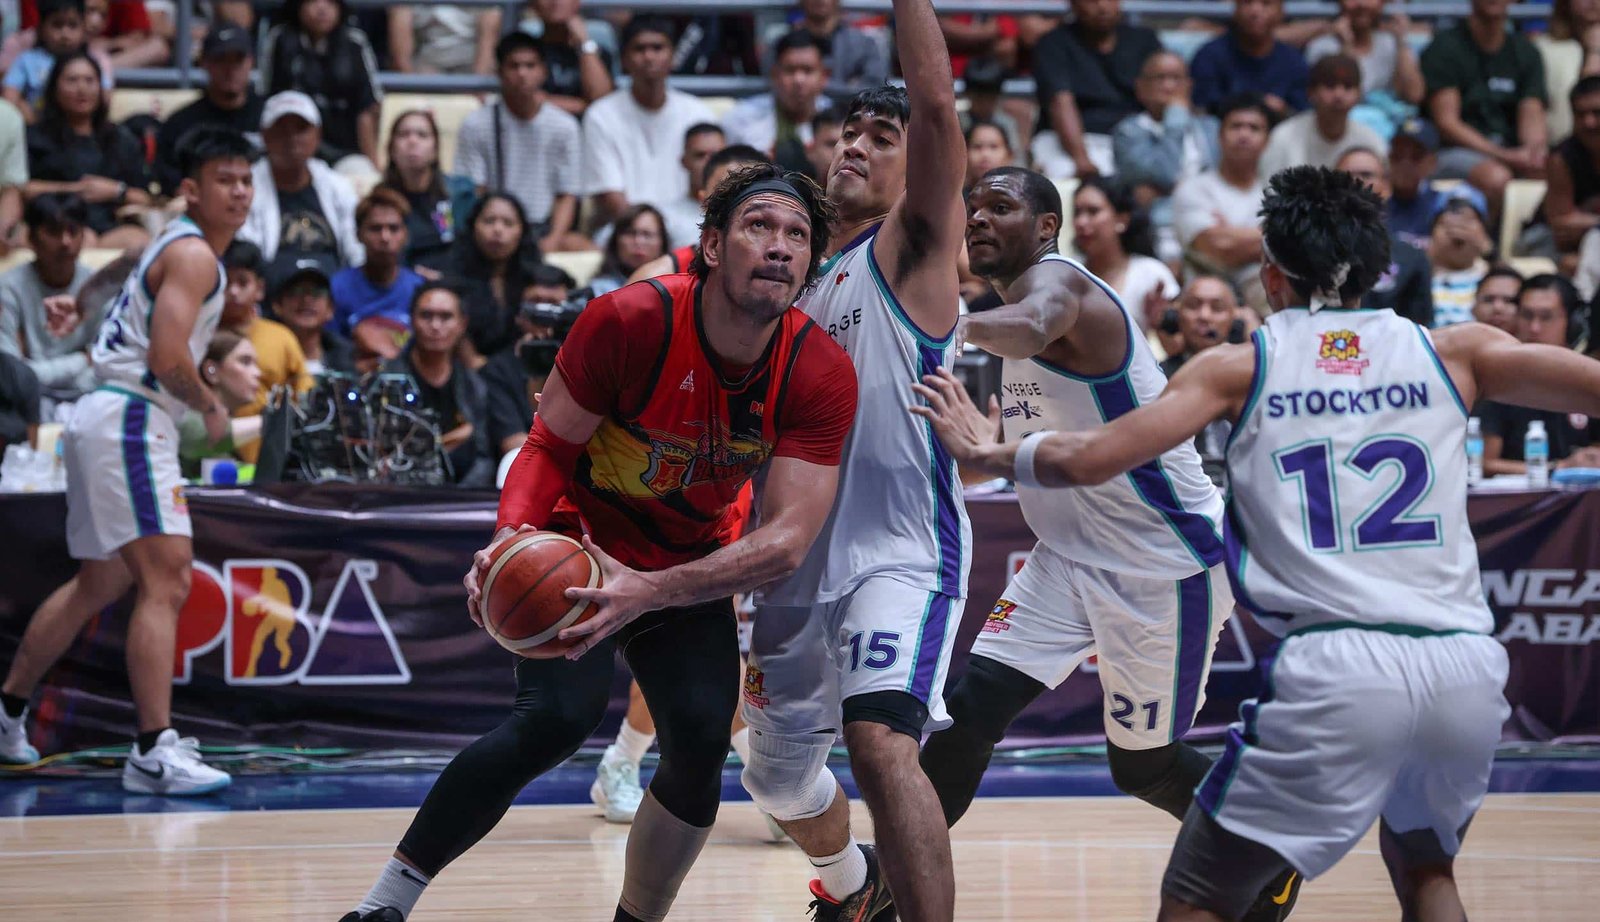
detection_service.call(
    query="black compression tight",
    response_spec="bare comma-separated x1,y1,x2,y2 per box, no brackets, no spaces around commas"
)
397,601,739,876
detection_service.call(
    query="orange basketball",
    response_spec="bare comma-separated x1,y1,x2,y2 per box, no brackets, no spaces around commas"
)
479,531,602,658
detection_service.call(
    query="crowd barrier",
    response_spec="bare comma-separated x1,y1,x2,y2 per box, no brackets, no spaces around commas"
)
1,483,1596,755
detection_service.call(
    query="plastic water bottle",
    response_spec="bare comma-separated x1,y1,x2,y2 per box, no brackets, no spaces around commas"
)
1525,420,1550,489
1465,417,1484,488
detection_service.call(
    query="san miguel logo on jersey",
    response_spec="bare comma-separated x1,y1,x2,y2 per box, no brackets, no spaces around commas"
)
637,420,770,497
1316,329,1370,376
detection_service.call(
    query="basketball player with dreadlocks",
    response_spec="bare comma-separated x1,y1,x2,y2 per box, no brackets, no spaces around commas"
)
913,165,1600,921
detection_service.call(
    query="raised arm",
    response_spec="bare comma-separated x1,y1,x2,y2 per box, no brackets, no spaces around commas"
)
960,263,1083,359
876,0,966,332
912,343,1255,486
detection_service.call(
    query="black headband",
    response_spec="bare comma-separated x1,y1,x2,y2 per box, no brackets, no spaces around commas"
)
730,178,808,214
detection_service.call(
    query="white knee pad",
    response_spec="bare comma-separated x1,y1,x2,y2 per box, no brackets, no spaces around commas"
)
740,729,838,822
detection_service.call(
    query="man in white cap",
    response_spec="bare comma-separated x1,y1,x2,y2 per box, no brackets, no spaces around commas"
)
237,90,362,277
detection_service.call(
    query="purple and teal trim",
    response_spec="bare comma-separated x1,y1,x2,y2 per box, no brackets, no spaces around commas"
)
860,228,965,597
119,394,162,536
1415,324,1468,418
864,229,958,349
906,591,957,703
1169,568,1214,741
1089,375,1225,570
1224,328,1269,452
1195,644,1281,817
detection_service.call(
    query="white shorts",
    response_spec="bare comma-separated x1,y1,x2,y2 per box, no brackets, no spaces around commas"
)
1194,627,1510,879
971,543,1234,750
741,574,963,736
64,387,190,561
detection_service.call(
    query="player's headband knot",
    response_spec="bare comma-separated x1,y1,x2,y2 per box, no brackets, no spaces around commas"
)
1262,236,1348,313
731,178,809,215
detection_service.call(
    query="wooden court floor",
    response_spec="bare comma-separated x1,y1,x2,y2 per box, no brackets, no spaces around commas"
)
1,794,1596,920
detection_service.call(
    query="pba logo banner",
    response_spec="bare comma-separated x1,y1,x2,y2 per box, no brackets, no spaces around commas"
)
173,559,411,686
1316,330,1370,376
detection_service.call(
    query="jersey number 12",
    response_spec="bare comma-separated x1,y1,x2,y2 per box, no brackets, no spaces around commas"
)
1274,435,1442,552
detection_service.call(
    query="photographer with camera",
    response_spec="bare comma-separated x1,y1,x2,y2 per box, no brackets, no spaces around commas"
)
481,263,580,459
380,281,493,486
1157,275,1253,488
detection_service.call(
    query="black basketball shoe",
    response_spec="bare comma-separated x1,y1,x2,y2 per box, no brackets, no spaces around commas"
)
338,909,405,922
807,844,893,922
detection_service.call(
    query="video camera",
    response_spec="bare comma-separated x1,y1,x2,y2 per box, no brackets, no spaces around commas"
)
517,287,592,377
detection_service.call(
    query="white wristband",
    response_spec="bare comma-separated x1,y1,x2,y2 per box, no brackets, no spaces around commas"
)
1013,431,1054,488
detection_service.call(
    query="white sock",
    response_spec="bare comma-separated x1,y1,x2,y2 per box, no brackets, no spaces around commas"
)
614,720,656,766
730,726,751,764
356,857,430,918
809,836,867,901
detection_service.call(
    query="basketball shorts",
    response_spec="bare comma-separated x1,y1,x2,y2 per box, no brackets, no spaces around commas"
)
742,574,963,736
970,542,1233,751
1193,627,1510,879
64,387,190,561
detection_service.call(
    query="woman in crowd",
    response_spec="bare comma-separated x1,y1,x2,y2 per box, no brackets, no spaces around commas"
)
23,51,150,250
1071,176,1179,338
180,330,263,479
443,192,540,363
964,119,1015,194
378,109,479,270
589,204,668,296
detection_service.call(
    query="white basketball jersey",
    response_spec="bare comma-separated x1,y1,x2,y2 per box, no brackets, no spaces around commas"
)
1225,307,1491,636
1002,254,1224,578
92,218,226,420
764,226,971,605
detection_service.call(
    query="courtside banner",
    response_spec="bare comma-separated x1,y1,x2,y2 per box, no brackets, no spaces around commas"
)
2,485,1596,753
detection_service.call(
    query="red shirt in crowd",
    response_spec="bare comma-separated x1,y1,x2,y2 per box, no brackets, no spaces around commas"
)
521,273,857,571
24,0,150,33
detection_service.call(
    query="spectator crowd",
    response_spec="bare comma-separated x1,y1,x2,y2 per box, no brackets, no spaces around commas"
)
1,0,1598,485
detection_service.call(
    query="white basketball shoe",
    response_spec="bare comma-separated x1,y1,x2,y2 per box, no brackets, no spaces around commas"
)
121,729,231,796
0,706,39,764
589,744,644,823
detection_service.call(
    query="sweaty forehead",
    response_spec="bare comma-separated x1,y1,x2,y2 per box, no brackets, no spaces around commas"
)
738,194,811,224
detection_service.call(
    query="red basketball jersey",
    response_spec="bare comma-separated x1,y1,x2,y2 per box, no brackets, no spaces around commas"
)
548,273,856,571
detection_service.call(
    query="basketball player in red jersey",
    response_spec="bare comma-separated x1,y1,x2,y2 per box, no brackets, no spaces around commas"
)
340,163,857,922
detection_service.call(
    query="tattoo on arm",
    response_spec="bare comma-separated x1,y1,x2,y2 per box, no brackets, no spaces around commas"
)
156,364,220,415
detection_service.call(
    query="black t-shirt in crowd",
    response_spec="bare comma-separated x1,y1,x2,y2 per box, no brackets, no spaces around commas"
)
0,352,40,450
25,123,150,233
263,26,382,162
275,184,338,269
480,345,534,452
1032,21,1163,135
1479,400,1593,462
411,361,481,479
154,92,264,194
1363,233,1434,327
537,39,614,101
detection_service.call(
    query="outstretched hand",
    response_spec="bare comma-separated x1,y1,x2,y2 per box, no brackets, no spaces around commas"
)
557,534,660,659
909,365,1004,468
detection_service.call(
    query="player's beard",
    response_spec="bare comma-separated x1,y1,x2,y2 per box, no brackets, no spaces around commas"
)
727,271,796,324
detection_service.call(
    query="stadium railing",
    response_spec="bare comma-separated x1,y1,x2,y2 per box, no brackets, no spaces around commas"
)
117,1,1553,96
